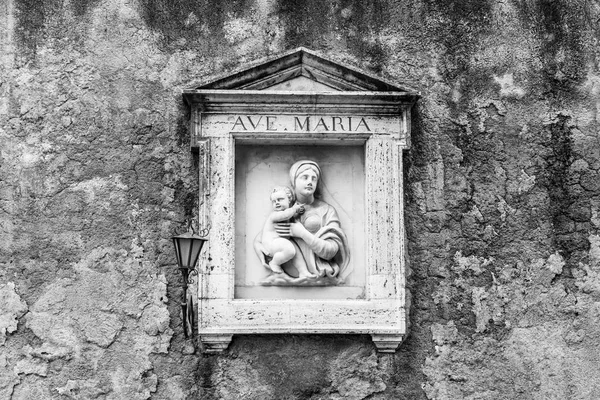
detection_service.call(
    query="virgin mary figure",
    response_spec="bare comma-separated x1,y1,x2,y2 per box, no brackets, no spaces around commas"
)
254,160,351,285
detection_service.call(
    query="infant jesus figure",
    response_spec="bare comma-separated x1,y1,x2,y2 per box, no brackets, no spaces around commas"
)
261,186,315,279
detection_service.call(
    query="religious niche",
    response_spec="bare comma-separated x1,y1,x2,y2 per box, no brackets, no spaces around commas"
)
183,48,418,353
235,145,364,297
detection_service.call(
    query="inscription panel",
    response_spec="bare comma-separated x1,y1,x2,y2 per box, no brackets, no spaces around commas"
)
199,113,406,143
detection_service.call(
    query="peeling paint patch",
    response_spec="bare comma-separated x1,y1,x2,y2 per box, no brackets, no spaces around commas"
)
494,73,526,98
14,357,48,377
56,379,107,398
0,283,28,346
546,252,565,274
453,251,493,275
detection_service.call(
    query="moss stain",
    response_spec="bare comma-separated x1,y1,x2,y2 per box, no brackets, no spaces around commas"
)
14,0,101,62
274,0,390,72
137,0,252,51
516,0,588,98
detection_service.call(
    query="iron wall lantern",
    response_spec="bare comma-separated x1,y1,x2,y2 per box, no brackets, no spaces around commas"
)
171,223,208,338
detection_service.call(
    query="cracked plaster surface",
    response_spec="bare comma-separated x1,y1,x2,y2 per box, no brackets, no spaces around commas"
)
1,0,600,398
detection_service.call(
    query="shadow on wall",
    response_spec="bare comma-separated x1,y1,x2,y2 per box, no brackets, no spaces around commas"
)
198,334,427,399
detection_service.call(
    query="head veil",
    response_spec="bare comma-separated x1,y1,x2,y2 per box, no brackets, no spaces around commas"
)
289,160,322,198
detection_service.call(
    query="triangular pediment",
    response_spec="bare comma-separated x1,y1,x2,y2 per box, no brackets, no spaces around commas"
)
191,47,417,93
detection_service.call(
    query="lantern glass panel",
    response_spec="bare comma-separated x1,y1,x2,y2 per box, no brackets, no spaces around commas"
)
183,238,195,267
172,238,181,266
181,238,194,267
190,239,206,268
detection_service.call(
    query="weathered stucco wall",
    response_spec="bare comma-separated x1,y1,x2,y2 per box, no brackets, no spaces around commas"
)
1,0,599,399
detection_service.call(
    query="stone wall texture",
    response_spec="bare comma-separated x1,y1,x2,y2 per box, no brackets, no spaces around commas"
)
1,0,599,399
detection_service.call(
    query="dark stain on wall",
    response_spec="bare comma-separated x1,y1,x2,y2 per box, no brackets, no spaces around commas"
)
403,105,444,397
174,102,191,147
516,0,588,98
274,0,390,72
540,114,590,280
14,0,59,61
423,0,494,109
198,355,216,398
390,336,430,399
337,0,390,73
137,0,252,51
14,0,101,61
252,335,332,398
275,0,331,48
71,0,102,17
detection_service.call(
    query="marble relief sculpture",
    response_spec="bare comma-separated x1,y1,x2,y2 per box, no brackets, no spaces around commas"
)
254,160,350,286
260,186,316,278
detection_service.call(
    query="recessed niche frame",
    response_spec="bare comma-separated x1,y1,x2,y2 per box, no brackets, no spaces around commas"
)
183,88,417,353
234,143,367,300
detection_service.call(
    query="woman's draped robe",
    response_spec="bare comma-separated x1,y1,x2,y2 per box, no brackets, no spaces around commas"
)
290,199,351,283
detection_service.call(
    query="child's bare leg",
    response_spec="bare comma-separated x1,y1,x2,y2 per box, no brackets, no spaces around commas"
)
268,239,296,274
268,252,286,273
269,249,295,273
275,240,316,279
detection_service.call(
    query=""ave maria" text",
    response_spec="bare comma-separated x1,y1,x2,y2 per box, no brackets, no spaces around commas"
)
231,115,372,132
